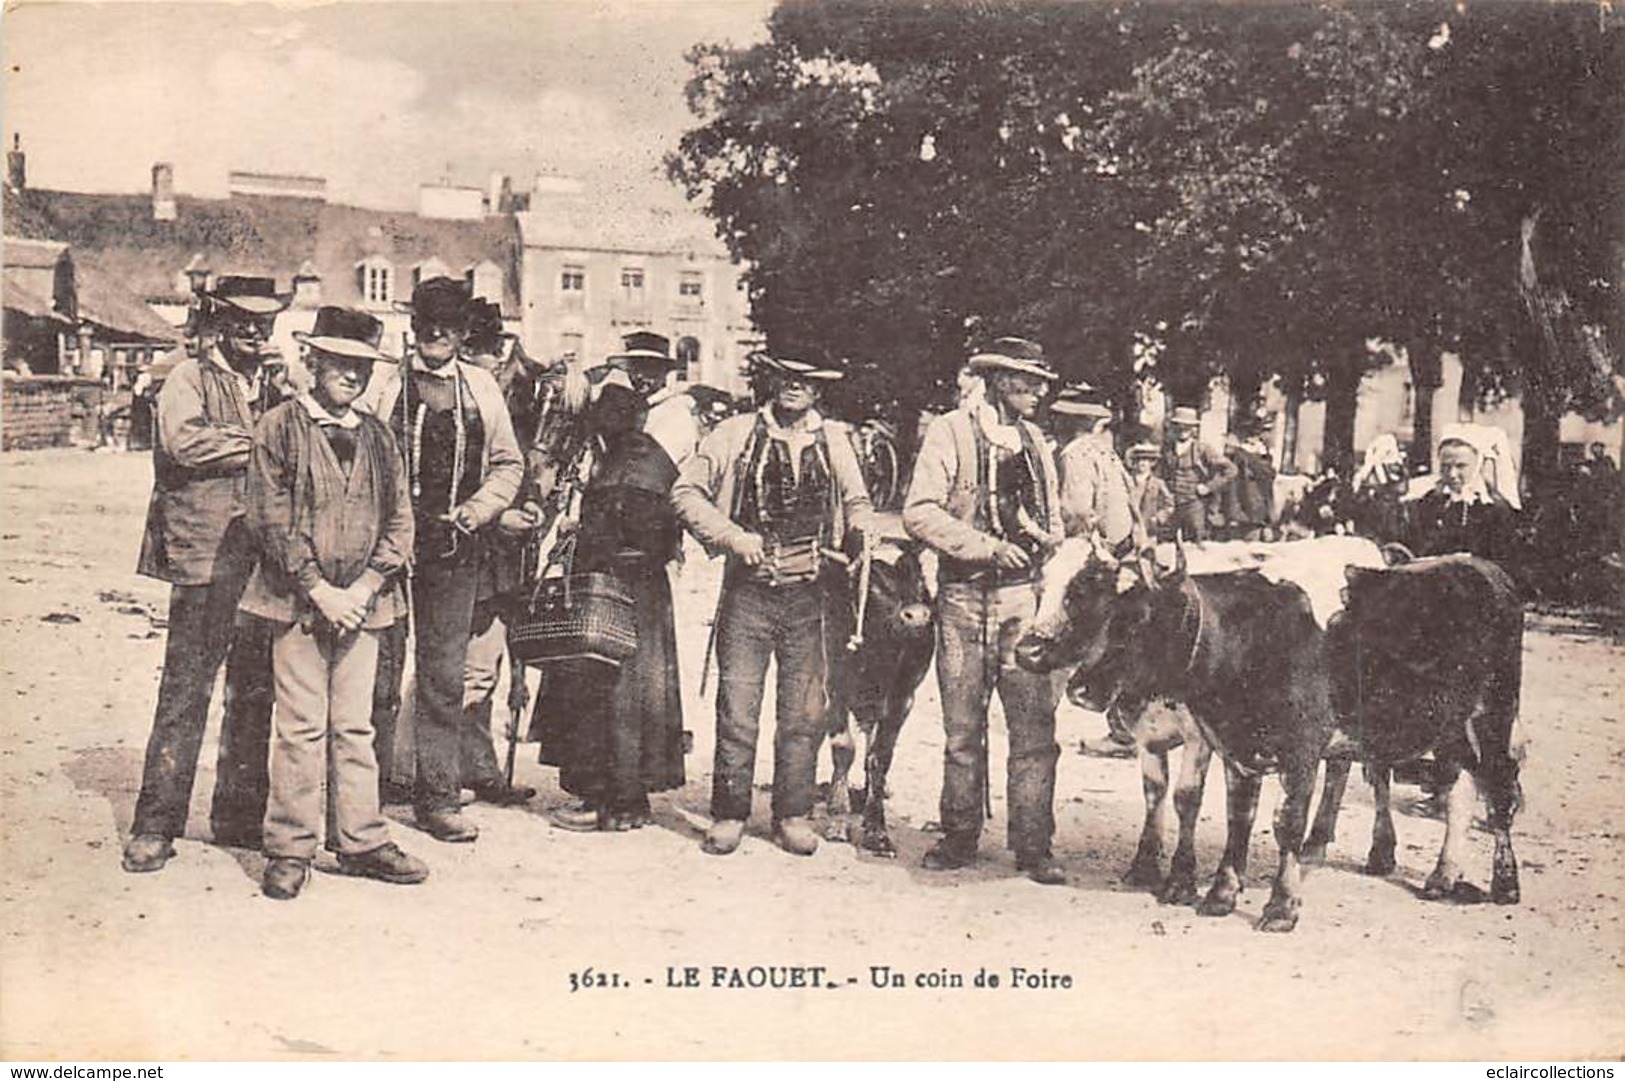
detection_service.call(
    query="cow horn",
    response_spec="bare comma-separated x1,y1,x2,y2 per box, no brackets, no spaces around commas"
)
1166,532,1188,581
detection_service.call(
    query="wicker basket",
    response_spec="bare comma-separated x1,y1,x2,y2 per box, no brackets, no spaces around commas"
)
509,571,638,667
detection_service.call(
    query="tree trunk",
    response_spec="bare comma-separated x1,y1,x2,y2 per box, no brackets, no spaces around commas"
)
1322,362,1362,478
1281,385,1303,474
1228,369,1266,431
1409,349,1442,474
1513,313,1565,498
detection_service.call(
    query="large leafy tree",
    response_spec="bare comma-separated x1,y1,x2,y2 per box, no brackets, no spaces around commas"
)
1413,1,1624,486
671,0,1622,481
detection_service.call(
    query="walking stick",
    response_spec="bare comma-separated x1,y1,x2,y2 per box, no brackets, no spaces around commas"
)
504,651,528,788
698,564,731,698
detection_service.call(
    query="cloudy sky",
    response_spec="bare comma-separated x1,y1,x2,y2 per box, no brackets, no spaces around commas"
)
3,1,772,211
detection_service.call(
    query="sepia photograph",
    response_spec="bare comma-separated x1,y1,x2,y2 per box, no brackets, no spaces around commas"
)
1,0,1621,1064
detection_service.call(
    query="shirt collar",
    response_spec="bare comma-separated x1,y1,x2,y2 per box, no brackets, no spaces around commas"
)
758,404,823,436
299,393,362,430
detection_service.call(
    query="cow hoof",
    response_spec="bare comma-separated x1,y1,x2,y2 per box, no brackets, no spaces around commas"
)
823,819,854,844
1255,907,1300,933
1123,860,1163,890
1157,877,1199,907
1364,849,1397,876
1301,843,1328,868
1421,871,1461,901
861,831,898,859
1196,892,1236,918
1491,880,1520,906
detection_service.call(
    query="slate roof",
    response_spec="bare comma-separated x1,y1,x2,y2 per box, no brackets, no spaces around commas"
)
6,188,522,315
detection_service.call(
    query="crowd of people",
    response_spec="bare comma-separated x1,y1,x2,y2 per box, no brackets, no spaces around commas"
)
116,282,1596,899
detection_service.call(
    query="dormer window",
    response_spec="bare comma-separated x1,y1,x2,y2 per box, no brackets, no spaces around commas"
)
413,257,451,288
468,259,503,302
356,256,394,308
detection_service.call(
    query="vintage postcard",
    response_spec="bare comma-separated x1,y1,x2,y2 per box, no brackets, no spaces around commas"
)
2,0,1621,1063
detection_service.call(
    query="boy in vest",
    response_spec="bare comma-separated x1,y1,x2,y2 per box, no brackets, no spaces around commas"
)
673,351,874,857
902,337,1069,884
241,307,426,898
124,276,287,873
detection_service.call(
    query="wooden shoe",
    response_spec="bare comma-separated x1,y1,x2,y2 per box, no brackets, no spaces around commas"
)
469,780,537,807
121,834,174,873
1017,853,1068,886
701,818,745,855
414,808,479,843
262,857,310,900
549,800,603,832
921,835,977,871
773,817,820,856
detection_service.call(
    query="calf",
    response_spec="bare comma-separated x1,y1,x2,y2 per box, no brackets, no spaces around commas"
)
822,541,935,857
1101,686,1359,905
1326,554,1525,903
1105,691,1214,903
1017,535,1383,931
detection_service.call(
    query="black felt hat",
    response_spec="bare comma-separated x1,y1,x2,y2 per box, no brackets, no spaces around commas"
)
607,330,681,369
205,275,291,315
396,276,473,329
295,306,386,363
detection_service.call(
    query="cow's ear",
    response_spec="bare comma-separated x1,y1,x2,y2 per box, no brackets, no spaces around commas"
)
1158,535,1188,584
1118,562,1146,595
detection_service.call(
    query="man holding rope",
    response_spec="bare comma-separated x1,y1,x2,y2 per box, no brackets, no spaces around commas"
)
673,350,874,858
902,337,1068,885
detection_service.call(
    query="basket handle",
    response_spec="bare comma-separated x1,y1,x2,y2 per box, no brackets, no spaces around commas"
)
529,531,577,612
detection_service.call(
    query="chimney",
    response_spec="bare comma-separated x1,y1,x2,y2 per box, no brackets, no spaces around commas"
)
487,171,510,214
6,134,24,192
152,162,177,222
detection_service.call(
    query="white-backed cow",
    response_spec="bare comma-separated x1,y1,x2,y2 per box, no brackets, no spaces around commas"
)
1019,536,1525,928
1016,535,1383,931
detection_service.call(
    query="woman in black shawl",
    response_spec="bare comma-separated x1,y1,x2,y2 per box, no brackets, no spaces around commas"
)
533,335,687,831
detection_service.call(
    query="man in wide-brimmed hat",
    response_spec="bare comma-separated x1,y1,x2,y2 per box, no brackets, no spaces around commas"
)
238,306,427,898
1159,404,1235,542
1052,382,1137,548
902,336,1069,884
673,347,874,857
124,275,293,873
358,276,524,842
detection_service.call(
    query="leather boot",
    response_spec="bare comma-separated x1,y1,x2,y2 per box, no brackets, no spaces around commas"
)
336,842,430,885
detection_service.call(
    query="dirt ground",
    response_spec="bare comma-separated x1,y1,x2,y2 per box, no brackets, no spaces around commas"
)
0,448,1621,1062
